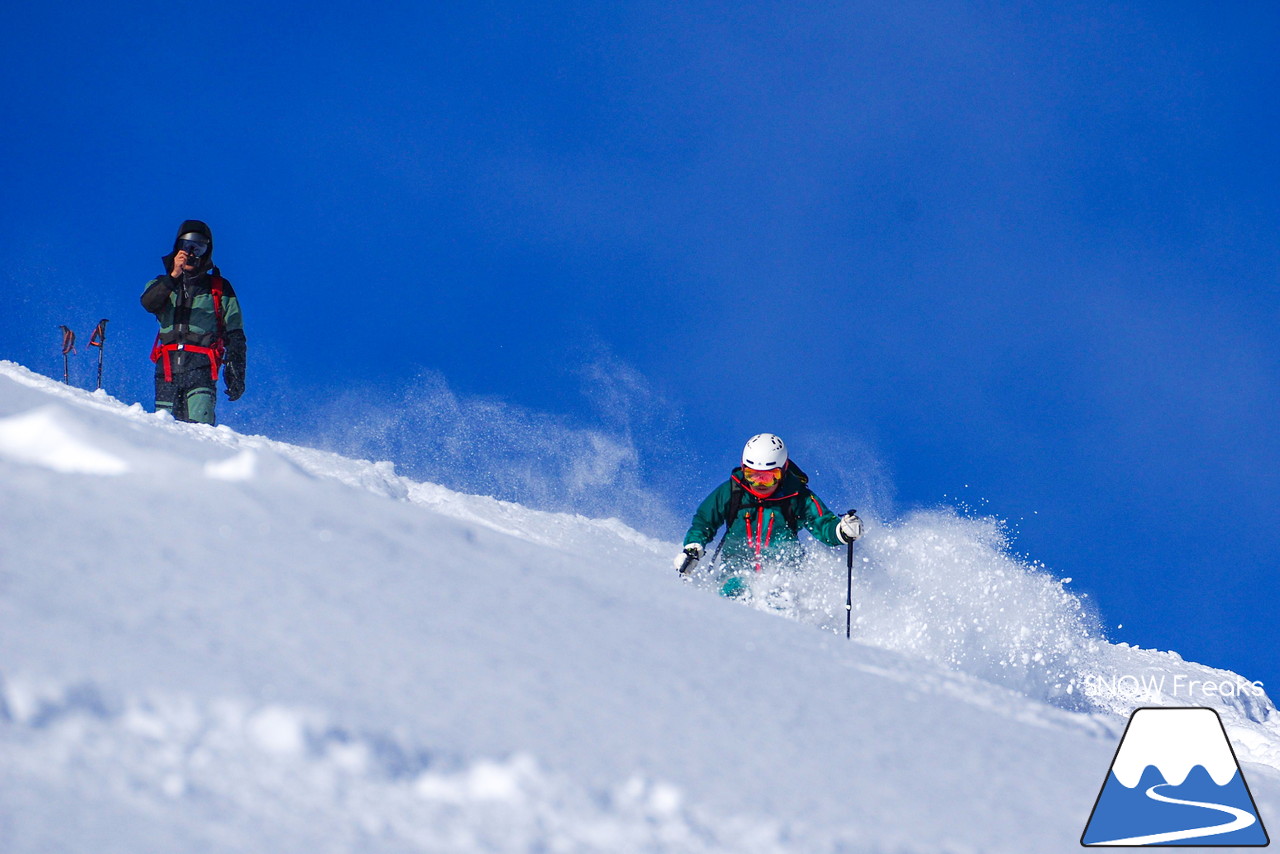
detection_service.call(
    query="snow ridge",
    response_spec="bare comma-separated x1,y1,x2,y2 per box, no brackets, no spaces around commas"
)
3,358,1279,853
0,404,129,475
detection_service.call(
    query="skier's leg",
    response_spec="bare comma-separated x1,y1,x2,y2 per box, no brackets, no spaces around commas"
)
155,373,177,417
184,385,217,425
720,574,751,599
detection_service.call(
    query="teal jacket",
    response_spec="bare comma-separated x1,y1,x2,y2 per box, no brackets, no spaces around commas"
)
140,271,245,351
683,466,843,571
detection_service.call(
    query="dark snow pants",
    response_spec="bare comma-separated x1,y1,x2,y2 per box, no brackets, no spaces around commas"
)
155,365,217,425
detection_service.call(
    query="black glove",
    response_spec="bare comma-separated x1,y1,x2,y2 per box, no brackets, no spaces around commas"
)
224,360,245,401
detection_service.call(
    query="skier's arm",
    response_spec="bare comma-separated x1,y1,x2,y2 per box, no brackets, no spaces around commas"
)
219,282,247,400
140,276,176,315
683,483,730,548
220,286,247,362
801,490,844,547
222,327,247,400
219,279,245,335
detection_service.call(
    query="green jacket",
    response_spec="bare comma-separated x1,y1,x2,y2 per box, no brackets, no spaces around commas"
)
142,272,244,342
683,466,844,571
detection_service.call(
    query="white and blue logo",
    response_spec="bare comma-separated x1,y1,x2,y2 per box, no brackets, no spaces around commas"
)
1082,707,1269,846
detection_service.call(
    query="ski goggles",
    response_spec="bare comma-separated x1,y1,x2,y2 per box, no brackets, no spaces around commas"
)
742,466,783,487
178,237,209,257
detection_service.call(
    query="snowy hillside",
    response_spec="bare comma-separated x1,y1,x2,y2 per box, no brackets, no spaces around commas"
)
1,359,1276,853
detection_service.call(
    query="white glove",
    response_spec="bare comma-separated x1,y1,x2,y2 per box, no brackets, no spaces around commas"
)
836,511,863,544
675,542,704,573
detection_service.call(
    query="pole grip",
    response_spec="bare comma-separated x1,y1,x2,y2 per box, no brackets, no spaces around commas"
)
678,554,699,576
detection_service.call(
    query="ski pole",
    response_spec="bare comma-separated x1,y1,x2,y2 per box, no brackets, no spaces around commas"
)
59,325,75,383
88,319,109,390
845,508,856,640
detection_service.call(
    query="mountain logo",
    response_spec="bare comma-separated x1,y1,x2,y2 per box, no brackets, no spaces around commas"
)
1081,707,1269,846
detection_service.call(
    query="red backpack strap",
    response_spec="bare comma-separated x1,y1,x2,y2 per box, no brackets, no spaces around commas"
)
209,268,226,343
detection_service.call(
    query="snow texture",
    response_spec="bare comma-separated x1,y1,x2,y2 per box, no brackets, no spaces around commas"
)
1,359,1277,852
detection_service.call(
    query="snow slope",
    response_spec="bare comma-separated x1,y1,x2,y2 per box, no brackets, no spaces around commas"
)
1,359,1276,853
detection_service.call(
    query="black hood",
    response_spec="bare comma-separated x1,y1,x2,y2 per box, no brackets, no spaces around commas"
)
162,219,214,275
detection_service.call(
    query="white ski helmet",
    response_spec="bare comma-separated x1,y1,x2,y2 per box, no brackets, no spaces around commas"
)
742,433,788,470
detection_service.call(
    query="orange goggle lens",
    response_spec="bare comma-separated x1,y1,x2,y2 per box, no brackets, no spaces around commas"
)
743,467,783,485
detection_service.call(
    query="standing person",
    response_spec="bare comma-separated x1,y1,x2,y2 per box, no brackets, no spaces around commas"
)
675,433,862,597
140,220,246,425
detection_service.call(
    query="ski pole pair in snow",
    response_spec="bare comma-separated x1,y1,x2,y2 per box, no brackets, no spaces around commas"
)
56,319,109,389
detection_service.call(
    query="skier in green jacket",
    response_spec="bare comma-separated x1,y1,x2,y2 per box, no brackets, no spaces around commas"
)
140,220,247,425
675,433,862,596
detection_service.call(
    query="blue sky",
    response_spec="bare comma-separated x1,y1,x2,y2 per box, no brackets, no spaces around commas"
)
2,2,1277,690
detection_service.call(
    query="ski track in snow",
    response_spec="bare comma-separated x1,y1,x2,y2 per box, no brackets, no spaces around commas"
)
0,675,800,854
3,359,1280,853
